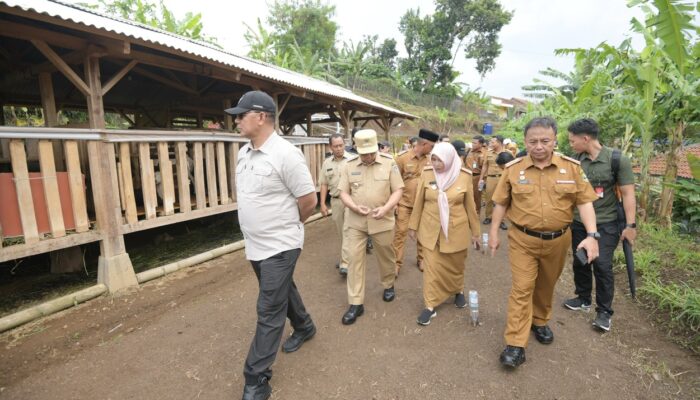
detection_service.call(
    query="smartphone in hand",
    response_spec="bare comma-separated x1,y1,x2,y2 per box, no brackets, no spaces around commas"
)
575,248,588,266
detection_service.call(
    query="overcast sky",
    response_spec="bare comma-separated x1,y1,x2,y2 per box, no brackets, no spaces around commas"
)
75,0,653,98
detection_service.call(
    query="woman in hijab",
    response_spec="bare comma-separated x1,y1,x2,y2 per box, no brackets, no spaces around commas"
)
408,142,481,325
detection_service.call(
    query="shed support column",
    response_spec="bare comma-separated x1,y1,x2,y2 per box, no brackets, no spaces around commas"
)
84,55,137,293
38,72,65,170
223,99,232,131
306,113,312,137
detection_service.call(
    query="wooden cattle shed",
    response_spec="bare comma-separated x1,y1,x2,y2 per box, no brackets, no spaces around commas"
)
0,0,415,293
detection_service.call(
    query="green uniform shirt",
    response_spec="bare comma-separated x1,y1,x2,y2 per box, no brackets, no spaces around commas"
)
573,146,635,224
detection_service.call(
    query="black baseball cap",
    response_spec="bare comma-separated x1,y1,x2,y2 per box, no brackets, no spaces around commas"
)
224,90,276,115
451,140,466,156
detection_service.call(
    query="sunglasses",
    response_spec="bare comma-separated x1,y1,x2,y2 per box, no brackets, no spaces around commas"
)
236,111,262,120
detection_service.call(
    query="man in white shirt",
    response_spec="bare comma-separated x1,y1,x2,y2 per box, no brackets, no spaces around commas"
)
225,91,317,400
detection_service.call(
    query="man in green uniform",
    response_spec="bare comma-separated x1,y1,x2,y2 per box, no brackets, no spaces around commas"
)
319,133,352,275
563,118,637,332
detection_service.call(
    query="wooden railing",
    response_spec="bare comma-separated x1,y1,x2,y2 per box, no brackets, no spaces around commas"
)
0,127,328,264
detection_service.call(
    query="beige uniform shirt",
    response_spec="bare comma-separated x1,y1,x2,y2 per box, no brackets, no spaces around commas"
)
318,152,351,197
395,149,430,207
408,168,481,253
492,153,598,232
338,153,404,234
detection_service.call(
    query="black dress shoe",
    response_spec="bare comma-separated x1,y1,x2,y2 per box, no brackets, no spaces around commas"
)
383,286,395,302
499,222,508,230
499,345,526,368
342,304,364,325
483,218,492,225
531,324,554,344
242,379,271,400
282,324,316,353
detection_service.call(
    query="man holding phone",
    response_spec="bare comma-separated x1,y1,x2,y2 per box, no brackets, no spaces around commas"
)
564,119,637,332
488,117,599,369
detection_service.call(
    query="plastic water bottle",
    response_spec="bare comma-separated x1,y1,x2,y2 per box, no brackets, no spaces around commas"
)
481,233,488,254
469,290,479,326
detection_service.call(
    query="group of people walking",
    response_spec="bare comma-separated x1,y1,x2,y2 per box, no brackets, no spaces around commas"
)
225,90,637,400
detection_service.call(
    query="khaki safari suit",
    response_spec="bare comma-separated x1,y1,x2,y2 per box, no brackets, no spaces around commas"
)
482,149,502,219
492,153,598,347
409,168,481,308
392,149,431,271
338,153,405,305
464,147,485,214
318,152,352,269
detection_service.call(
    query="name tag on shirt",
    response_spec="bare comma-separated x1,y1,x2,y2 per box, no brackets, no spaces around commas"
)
556,180,576,184
351,171,362,175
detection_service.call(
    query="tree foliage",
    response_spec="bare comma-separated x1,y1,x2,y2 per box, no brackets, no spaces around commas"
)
398,0,512,95
267,0,338,58
83,0,220,46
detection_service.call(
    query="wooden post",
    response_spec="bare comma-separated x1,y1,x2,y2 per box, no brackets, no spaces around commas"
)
306,113,312,137
223,99,232,131
38,140,66,238
10,140,39,244
157,142,175,215
84,55,137,292
38,72,64,170
175,142,191,213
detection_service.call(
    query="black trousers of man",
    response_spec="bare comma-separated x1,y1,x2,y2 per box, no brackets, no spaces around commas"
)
243,248,314,385
571,220,620,315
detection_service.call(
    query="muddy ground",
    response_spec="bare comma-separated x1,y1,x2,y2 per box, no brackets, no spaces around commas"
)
0,217,698,399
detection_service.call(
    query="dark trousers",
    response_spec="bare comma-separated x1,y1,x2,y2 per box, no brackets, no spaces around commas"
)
243,248,314,385
571,220,620,315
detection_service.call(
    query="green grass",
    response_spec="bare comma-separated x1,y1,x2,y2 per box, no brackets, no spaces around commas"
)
617,223,700,352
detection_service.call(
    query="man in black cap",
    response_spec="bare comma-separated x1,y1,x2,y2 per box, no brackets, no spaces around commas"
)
451,139,468,167
392,129,439,275
225,90,317,400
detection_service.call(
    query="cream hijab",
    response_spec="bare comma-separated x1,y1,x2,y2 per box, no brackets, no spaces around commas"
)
431,142,462,239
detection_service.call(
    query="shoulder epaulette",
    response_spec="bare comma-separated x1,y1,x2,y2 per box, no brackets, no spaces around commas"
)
505,157,523,168
558,153,581,165
346,154,359,161
397,149,408,156
461,167,473,175
423,166,433,171
379,152,393,159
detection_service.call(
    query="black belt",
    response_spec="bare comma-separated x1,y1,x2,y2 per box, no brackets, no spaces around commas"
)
331,195,340,199
511,222,569,240
487,174,501,177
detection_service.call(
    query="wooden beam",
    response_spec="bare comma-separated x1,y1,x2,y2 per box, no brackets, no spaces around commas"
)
38,140,66,238
31,40,90,96
10,140,40,244
223,99,232,131
102,59,138,95
38,72,58,127
131,66,199,95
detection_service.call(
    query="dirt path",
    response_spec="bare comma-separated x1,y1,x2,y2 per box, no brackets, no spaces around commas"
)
1,218,698,399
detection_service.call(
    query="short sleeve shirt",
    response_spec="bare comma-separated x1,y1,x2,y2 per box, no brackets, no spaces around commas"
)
395,149,430,207
574,146,635,223
492,154,598,232
338,153,404,234
318,153,350,198
236,132,316,261
464,148,484,174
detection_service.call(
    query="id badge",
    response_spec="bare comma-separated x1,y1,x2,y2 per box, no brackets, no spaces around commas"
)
595,186,604,199
472,162,477,169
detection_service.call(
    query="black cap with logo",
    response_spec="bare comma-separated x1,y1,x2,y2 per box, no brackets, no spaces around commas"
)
224,90,276,115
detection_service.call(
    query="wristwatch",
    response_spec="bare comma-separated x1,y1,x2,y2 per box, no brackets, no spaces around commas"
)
587,232,601,240
625,223,637,228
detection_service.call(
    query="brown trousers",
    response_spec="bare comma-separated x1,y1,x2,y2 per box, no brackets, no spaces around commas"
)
346,228,395,305
392,204,423,270
330,197,349,268
504,228,570,347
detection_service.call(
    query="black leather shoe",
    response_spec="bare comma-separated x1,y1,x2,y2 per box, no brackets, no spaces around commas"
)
242,379,271,400
531,324,554,344
383,286,395,302
483,218,492,225
342,304,364,325
499,222,508,230
282,324,316,353
499,345,526,368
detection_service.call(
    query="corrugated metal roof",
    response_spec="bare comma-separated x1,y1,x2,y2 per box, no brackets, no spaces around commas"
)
1,0,416,119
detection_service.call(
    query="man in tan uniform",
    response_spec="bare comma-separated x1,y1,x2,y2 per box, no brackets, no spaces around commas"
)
392,129,439,275
479,135,510,229
338,129,404,325
319,133,352,276
488,117,600,368
464,135,486,215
